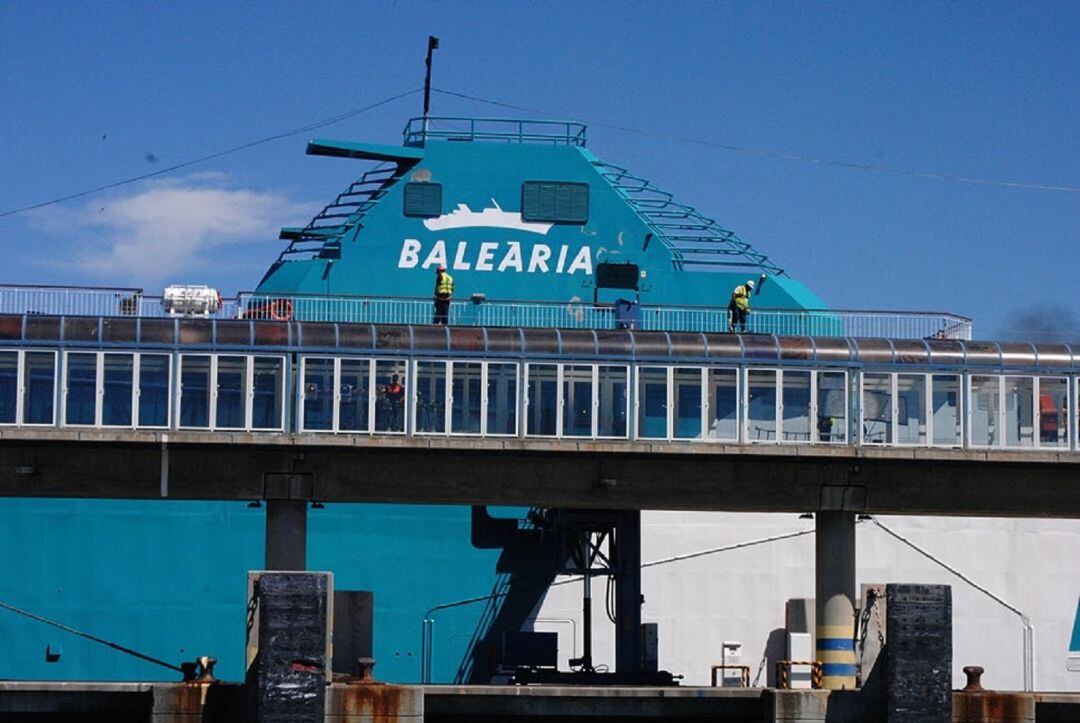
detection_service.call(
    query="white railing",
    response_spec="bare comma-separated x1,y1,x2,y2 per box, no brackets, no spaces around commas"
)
0,285,973,340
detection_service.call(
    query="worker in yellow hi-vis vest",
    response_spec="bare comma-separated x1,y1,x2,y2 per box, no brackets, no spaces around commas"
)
433,265,455,325
727,278,755,332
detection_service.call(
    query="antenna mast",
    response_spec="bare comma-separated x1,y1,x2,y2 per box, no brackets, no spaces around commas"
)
423,36,440,125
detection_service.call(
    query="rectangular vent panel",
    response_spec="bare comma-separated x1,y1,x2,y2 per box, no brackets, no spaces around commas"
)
522,181,589,224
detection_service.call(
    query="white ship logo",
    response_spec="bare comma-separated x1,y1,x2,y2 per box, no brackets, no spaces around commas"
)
422,199,553,235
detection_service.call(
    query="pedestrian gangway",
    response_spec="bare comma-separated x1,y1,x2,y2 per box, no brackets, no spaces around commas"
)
0,314,1074,453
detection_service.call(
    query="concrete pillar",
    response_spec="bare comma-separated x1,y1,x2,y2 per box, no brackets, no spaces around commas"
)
614,509,642,674
264,499,307,571
814,511,856,690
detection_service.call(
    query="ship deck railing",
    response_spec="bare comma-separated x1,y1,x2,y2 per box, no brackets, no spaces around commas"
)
0,284,973,340
403,116,588,147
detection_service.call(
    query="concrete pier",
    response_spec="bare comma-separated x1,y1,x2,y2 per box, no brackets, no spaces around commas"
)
815,511,857,690
2,682,1076,721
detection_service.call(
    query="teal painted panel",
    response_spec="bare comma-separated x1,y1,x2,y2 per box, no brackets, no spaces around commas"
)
0,500,506,684
308,504,505,683
0,499,263,682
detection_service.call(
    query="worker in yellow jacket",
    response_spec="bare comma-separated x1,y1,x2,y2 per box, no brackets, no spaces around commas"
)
433,265,455,325
727,279,755,332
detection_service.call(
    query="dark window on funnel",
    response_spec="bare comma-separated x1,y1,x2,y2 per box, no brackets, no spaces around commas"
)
522,182,589,224
403,182,443,217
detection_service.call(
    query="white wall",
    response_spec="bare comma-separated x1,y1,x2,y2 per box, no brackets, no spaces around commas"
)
534,512,1080,691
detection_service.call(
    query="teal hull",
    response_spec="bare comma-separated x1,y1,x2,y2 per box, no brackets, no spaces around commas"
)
0,499,503,683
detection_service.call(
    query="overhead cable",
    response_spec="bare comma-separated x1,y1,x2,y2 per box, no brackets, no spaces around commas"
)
0,599,182,672
0,88,422,220
867,516,1035,691
433,87,1080,195
423,525,816,617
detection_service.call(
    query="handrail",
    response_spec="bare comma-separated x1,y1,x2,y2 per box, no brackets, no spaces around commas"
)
403,116,588,147
0,284,974,340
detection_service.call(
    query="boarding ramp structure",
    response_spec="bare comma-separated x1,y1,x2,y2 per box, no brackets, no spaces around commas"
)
0,286,1074,692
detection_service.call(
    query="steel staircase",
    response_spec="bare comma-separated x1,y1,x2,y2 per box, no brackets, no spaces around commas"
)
276,162,404,261
594,161,785,275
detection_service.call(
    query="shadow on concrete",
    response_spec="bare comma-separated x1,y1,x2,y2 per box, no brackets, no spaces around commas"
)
763,627,786,688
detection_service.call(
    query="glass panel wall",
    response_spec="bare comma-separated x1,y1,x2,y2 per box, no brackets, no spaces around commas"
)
896,374,927,445
637,367,668,439
781,370,811,442
102,353,134,426
302,358,335,431
597,365,628,438
12,348,1078,453
969,376,1000,447
862,373,892,444
708,368,738,441
1038,377,1069,448
24,352,56,425
252,357,283,430
1004,376,1034,448
415,361,447,434
746,369,777,442
451,362,483,435
374,359,407,433
215,356,247,430
339,359,370,432
931,374,961,447
0,352,17,424
817,371,846,443
673,368,703,440
65,352,97,426
485,363,518,436
137,354,170,428
562,365,593,437
526,364,558,436
179,355,211,428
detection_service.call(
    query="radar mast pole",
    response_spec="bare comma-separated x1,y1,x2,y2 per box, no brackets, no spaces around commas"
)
423,35,440,138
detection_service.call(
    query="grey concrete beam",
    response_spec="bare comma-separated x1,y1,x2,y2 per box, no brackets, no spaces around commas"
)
0,432,1078,517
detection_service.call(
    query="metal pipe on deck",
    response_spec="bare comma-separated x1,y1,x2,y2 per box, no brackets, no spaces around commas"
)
815,511,857,690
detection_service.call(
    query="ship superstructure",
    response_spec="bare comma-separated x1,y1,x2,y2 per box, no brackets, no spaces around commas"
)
0,115,1077,696
257,118,821,311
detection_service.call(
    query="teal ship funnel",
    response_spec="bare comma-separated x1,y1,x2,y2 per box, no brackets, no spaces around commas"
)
258,117,827,312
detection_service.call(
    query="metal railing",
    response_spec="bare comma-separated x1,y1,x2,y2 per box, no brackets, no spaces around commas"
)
403,116,588,147
775,660,824,690
710,664,751,687
0,284,973,340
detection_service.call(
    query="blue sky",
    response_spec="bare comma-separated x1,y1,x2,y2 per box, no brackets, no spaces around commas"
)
1,1,1077,339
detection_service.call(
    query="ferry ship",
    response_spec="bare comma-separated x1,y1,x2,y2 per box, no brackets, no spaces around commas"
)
1,115,1078,694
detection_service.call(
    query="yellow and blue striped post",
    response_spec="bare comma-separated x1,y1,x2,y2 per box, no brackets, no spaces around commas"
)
815,511,857,689
816,624,857,688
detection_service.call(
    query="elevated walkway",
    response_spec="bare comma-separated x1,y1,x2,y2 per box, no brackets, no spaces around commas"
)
0,311,1073,515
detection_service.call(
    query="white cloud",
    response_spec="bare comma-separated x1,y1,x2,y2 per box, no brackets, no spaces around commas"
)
42,174,310,285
